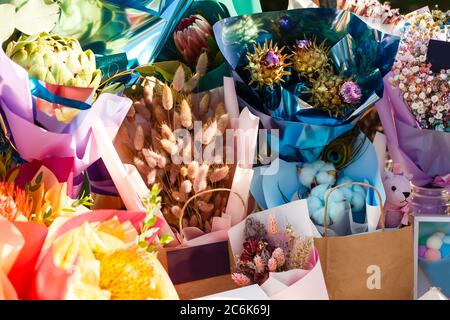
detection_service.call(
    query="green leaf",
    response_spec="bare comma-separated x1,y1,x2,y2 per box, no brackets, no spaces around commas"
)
144,214,156,227
62,207,76,213
146,245,156,253
159,234,174,245
137,240,148,248
143,227,159,239
134,65,156,77
15,0,60,36
153,61,192,82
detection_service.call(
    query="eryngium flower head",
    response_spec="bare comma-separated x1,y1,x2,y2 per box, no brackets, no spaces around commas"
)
291,39,330,79
173,15,213,66
340,80,362,104
245,40,291,89
6,32,102,88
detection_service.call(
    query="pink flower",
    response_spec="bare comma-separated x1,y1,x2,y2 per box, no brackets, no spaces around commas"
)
266,214,279,235
173,15,213,66
253,255,265,273
272,247,285,267
340,81,362,104
231,273,251,286
268,258,277,272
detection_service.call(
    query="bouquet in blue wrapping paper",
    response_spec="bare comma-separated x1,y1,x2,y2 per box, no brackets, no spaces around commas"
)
213,8,400,161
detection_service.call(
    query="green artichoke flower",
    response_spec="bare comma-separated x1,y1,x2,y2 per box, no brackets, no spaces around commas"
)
5,32,102,88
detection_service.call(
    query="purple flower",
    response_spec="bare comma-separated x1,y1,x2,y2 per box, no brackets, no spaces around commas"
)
295,40,311,50
279,15,292,31
262,50,281,69
340,81,362,104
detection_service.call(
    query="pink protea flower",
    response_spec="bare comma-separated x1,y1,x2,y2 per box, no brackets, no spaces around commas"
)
173,15,213,66
253,255,265,273
340,80,362,104
268,258,277,272
272,247,285,267
231,273,251,286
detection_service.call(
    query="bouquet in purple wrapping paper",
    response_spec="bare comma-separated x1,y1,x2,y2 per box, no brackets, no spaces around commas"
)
377,7,450,187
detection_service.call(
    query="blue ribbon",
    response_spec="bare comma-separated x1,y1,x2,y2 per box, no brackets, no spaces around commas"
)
29,78,92,111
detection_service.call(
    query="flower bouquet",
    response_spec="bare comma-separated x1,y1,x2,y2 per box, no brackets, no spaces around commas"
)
250,129,385,236
228,200,328,300
213,8,400,162
377,7,450,187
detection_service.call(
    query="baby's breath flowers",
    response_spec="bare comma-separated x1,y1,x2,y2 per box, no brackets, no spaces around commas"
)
245,40,291,89
390,11,450,131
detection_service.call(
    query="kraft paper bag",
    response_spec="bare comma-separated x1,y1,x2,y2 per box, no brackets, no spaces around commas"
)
314,225,413,300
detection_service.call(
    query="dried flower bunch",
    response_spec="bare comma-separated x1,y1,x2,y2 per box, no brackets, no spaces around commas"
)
115,54,233,233
232,215,314,286
245,39,362,118
390,10,450,131
338,0,403,25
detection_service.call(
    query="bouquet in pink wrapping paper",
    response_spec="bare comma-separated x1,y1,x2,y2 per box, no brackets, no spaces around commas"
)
0,43,131,197
28,209,178,300
228,200,329,300
377,8,450,188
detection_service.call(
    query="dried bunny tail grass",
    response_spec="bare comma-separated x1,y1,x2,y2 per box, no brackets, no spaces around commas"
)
127,105,136,118
199,92,211,115
217,114,229,134
180,180,192,194
160,139,178,155
214,101,226,118
193,164,209,193
147,169,157,185
116,142,134,164
172,65,185,92
170,205,182,219
157,155,167,169
172,190,187,202
198,201,214,221
172,111,182,130
187,161,199,179
189,214,199,227
162,83,173,110
196,52,208,76
134,100,151,121
202,120,217,145
180,99,193,129
160,123,176,143
180,166,188,177
183,73,200,92
143,84,153,106
209,166,229,183
153,104,167,124
287,236,314,270
142,148,161,168
169,164,180,184
204,221,212,233
133,156,148,175
134,125,145,151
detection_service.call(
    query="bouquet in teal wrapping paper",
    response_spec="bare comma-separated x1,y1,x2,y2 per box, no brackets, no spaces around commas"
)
213,8,400,162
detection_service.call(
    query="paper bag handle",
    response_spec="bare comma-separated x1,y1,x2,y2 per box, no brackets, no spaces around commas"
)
323,181,385,237
178,188,247,242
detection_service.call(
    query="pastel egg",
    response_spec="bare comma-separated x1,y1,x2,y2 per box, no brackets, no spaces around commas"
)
424,248,441,261
434,232,445,239
418,245,427,258
443,236,450,244
426,236,443,250
440,243,450,258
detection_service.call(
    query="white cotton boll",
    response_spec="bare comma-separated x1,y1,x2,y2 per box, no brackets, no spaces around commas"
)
312,160,325,171
311,184,330,199
307,196,322,213
427,236,443,250
340,187,353,201
328,188,345,203
321,163,336,172
337,176,352,185
351,193,365,213
312,208,330,225
353,184,366,196
299,167,317,188
328,201,347,222
316,171,335,185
